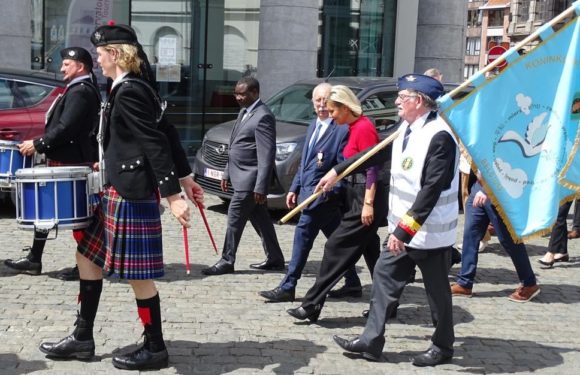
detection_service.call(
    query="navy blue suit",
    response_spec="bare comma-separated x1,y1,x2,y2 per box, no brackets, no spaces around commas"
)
279,119,350,291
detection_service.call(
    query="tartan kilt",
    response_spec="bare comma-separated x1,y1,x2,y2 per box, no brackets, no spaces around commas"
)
77,186,164,279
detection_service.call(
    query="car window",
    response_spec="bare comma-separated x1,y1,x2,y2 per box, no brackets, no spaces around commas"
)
266,84,315,125
361,91,399,134
15,81,53,107
0,79,16,109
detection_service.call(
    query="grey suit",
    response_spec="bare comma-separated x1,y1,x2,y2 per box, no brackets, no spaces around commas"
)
221,100,284,265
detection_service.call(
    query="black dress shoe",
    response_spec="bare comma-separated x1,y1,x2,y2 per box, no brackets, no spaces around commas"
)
202,260,234,276
112,345,169,370
39,334,95,359
57,265,80,281
249,260,285,271
327,285,363,298
286,305,321,322
259,287,295,302
4,257,41,275
412,348,452,367
332,335,381,362
362,302,398,319
554,254,570,262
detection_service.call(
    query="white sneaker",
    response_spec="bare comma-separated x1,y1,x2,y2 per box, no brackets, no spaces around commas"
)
478,240,489,252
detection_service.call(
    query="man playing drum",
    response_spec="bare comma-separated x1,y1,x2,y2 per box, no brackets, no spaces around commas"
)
4,47,100,281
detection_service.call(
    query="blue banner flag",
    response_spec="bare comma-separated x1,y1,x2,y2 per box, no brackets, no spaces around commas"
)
438,2,580,240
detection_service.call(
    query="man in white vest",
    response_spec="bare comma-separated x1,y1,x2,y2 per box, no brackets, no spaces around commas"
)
321,74,458,366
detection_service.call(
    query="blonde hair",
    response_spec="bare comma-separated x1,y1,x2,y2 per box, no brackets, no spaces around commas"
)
104,44,141,75
328,85,362,116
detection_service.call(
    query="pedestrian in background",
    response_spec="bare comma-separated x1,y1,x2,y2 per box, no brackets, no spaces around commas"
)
259,82,350,303
202,76,284,276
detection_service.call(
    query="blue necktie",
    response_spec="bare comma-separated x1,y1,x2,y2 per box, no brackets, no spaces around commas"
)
306,122,323,161
402,126,412,152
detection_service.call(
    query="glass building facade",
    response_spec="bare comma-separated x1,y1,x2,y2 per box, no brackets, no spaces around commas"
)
29,0,398,156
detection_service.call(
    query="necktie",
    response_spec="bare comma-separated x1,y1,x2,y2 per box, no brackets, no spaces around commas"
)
240,108,248,122
306,122,323,161
402,125,412,152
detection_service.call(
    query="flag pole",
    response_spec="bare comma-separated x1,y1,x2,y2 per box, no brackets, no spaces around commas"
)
278,128,401,224
447,2,579,100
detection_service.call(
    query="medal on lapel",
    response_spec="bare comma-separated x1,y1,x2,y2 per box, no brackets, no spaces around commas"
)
317,152,324,168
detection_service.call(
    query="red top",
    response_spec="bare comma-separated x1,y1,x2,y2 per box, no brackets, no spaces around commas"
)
343,115,379,188
344,115,379,157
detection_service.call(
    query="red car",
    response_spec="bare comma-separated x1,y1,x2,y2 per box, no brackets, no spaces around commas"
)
0,68,65,141
0,69,65,204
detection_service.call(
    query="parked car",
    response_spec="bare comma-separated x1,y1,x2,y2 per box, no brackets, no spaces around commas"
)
193,77,468,210
0,68,65,141
0,68,65,203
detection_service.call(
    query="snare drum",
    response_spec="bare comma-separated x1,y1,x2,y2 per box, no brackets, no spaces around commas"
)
0,140,33,187
15,166,93,231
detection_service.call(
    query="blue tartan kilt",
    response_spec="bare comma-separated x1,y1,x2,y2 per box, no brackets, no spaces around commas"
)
77,186,164,279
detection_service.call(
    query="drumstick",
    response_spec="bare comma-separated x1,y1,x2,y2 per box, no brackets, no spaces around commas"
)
182,225,191,275
197,204,219,255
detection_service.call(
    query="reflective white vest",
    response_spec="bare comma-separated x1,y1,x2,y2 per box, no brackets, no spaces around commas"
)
389,114,459,249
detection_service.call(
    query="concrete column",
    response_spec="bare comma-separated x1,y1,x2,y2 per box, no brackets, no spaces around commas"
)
415,0,467,83
0,0,31,68
257,0,318,100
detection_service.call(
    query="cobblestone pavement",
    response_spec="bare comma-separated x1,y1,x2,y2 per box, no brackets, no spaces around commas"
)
0,195,579,374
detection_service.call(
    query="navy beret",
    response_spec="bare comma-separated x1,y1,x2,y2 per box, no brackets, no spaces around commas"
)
91,23,138,47
60,47,93,69
398,74,444,100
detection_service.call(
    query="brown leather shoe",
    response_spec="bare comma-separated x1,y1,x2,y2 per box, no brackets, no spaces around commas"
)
451,283,472,298
568,230,580,239
508,284,540,303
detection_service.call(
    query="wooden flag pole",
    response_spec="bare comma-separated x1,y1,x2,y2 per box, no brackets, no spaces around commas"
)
278,128,401,224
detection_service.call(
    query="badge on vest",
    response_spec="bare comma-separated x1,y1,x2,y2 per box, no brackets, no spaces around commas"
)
401,157,413,170
317,152,324,168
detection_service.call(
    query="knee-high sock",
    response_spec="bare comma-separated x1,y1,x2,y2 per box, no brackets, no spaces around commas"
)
28,230,49,263
73,279,103,340
136,293,165,352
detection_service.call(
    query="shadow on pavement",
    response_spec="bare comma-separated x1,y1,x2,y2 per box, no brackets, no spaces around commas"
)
387,336,580,373
101,339,326,374
0,353,48,373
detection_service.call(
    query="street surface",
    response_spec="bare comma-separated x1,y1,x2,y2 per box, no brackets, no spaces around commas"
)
0,195,579,374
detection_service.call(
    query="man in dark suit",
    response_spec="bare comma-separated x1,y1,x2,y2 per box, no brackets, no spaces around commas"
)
5,47,100,281
258,82,350,302
202,76,284,275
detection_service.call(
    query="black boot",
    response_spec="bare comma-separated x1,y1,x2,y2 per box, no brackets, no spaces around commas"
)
113,294,168,370
39,317,95,359
112,334,169,370
4,256,41,275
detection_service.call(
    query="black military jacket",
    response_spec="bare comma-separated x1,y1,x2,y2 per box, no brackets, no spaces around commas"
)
103,75,180,200
34,77,99,163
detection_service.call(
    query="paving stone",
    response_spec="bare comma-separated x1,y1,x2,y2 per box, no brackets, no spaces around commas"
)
0,195,579,374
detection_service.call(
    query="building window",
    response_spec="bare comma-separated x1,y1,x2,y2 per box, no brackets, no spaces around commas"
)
517,1,531,21
318,0,397,77
487,9,504,27
467,10,481,27
487,36,502,46
464,64,479,79
466,37,481,56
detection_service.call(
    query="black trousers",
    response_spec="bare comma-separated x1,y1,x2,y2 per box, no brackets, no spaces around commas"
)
221,190,284,265
301,181,387,309
361,244,454,356
548,200,573,255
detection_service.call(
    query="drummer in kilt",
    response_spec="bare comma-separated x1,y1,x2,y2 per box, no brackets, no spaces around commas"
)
5,47,100,280
38,23,191,371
